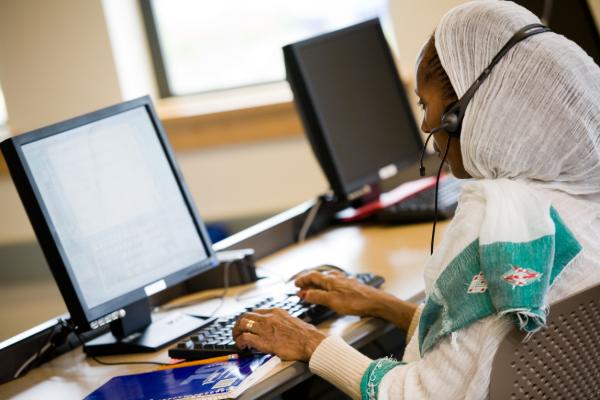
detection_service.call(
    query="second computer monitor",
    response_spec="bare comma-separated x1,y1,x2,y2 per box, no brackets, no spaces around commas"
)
284,18,422,202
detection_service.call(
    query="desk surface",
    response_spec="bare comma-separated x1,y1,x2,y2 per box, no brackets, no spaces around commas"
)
0,222,447,400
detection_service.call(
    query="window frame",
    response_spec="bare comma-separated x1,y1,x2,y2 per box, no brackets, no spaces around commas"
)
140,0,313,98
140,0,289,98
139,0,172,98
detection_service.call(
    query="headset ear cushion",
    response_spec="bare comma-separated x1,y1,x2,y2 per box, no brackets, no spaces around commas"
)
440,101,461,136
442,111,459,134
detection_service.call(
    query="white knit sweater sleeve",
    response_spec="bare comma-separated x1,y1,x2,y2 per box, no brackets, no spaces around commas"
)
308,335,371,399
309,314,514,400
308,307,424,399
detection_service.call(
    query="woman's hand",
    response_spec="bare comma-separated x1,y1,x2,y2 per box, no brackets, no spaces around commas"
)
294,271,385,317
295,271,418,330
232,308,326,362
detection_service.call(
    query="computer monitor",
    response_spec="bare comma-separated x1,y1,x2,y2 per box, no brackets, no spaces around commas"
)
0,96,217,355
283,18,422,204
515,0,600,65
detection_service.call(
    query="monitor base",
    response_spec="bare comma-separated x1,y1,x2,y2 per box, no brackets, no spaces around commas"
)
83,313,214,357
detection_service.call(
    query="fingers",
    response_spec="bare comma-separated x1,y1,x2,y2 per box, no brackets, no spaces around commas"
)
232,308,289,339
294,271,335,290
301,289,333,307
232,316,249,339
232,312,268,339
235,332,268,352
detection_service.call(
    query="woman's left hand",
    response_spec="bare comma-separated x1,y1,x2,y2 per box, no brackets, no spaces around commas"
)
232,308,326,362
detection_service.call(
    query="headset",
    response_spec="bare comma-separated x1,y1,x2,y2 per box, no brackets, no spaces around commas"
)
418,23,550,253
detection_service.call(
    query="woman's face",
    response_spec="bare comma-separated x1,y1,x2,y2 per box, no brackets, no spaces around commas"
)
415,52,472,179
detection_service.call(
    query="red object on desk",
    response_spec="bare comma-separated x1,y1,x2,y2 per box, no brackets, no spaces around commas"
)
336,176,439,222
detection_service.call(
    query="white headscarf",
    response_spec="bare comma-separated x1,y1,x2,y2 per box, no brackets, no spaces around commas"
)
434,0,600,198
419,1,600,351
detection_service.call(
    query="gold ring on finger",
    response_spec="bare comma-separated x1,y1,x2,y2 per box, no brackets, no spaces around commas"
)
245,319,255,331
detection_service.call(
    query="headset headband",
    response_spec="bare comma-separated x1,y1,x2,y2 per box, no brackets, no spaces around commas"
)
442,23,551,136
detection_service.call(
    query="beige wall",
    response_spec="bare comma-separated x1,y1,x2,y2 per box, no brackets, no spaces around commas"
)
0,178,32,244
590,0,600,27
0,0,122,134
388,0,465,80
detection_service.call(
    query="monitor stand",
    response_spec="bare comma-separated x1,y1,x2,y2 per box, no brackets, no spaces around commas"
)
83,297,215,356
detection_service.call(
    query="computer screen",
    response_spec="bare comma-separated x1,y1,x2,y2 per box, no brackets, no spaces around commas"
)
284,19,422,201
1,97,216,338
21,107,209,310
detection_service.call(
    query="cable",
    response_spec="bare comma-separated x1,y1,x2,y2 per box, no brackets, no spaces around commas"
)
234,275,287,303
88,351,171,367
297,197,324,242
419,125,446,177
157,261,232,313
204,261,231,318
419,130,435,177
68,324,172,367
13,323,58,378
156,293,225,312
430,136,452,254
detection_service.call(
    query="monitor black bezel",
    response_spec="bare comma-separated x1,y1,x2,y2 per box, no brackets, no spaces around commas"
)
284,18,423,201
0,96,217,331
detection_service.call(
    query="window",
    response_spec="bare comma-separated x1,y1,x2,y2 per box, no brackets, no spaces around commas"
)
142,0,386,97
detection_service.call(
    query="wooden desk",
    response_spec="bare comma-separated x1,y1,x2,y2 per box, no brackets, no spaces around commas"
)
0,222,447,400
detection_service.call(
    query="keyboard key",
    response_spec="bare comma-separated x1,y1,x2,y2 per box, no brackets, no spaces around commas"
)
290,310,306,319
177,340,194,349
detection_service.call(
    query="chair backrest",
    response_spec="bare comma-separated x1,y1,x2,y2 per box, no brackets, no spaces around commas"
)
489,283,600,400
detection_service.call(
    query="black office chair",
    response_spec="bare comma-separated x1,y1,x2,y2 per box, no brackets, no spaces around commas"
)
489,283,600,399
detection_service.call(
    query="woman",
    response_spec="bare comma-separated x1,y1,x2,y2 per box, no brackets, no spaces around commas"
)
232,2,600,398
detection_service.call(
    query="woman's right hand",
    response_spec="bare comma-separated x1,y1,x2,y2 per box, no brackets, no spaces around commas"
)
295,271,418,330
294,271,386,317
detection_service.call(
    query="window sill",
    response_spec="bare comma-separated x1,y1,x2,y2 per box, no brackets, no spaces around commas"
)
155,81,304,151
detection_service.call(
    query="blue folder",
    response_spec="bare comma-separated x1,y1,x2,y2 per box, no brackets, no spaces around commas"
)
84,355,276,400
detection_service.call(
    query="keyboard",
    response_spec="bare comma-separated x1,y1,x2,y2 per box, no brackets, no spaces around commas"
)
376,176,464,224
168,272,385,360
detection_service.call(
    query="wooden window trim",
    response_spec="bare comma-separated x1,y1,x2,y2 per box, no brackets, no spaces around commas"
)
157,99,303,151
